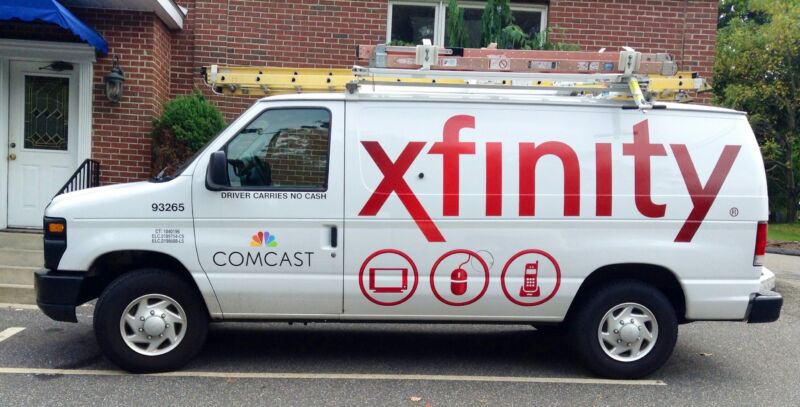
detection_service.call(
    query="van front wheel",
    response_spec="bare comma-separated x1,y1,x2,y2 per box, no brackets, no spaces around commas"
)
571,280,677,379
94,269,208,373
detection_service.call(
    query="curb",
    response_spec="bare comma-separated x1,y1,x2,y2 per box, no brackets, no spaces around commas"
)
766,247,800,256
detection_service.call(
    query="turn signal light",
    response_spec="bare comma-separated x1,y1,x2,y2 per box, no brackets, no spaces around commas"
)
48,223,65,234
43,217,67,240
754,221,767,266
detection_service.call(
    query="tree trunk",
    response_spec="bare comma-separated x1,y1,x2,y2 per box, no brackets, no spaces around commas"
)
786,97,798,222
785,129,797,222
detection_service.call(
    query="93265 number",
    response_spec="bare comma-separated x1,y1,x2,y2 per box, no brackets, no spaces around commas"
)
152,203,185,212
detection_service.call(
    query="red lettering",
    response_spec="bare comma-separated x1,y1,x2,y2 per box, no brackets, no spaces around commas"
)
623,120,667,218
671,144,741,242
428,115,476,216
519,142,581,216
486,142,503,216
358,141,445,242
596,143,613,216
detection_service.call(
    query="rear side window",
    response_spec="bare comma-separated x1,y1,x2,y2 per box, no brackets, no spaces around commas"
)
224,108,331,190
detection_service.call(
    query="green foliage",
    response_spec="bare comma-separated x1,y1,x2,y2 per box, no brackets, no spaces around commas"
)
154,90,226,151
446,0,469,48
768,222,800,241
718,0,768,29
714,0,800,220
478,0,578,51
151,90,226,176
480,0,512,47
501,25,581,51
389,39,415,46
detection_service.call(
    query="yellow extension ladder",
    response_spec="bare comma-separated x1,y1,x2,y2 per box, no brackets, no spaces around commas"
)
201,41,711,109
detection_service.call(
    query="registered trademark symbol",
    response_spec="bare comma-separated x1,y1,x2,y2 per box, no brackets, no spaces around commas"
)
730,207,739,217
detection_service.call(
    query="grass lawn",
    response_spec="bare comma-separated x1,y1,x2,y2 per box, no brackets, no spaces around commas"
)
768,222,800,241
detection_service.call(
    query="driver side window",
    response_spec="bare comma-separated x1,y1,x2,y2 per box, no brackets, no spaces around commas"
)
225,108,331,190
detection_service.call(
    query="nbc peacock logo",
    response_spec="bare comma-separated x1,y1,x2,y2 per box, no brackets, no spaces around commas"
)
250,231,278,247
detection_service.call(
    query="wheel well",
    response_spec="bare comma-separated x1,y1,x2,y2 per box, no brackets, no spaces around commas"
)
565,263,687,324
79,251,201,306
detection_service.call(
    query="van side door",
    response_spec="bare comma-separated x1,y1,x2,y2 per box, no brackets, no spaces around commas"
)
192,101,344,318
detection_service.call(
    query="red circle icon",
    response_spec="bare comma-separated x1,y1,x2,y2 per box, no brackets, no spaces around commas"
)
358,249,418,306
500,249,561,307
429,249,490,307
498,58,509,70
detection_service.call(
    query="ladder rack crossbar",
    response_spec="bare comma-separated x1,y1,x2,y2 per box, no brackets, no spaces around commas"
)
351,80,629,95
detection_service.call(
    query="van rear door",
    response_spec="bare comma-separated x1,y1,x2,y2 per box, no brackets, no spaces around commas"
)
192,101,344,318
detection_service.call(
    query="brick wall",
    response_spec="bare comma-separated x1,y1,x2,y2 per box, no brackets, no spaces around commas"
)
81,10,175,184
548,0,717,103
173,0,388,121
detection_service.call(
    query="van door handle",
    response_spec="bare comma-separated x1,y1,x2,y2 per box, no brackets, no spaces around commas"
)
329,226,338,248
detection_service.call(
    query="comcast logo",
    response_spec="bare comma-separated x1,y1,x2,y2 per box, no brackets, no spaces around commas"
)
250,231,277,247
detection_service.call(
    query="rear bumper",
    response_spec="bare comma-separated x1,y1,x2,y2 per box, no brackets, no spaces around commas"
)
34,269,86,323
746,290,783,323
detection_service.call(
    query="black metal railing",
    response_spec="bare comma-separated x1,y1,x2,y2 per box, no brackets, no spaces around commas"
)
55,159,101,197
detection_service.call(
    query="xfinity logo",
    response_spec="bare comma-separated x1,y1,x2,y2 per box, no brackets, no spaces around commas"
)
358,116,740,243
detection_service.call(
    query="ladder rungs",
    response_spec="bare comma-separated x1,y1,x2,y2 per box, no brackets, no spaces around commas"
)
357,45,677,75
202,64,706,103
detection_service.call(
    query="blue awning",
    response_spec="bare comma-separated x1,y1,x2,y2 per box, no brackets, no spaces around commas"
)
0,0,108,54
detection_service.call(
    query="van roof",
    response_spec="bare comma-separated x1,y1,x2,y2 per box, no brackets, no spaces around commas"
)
257,87,745,116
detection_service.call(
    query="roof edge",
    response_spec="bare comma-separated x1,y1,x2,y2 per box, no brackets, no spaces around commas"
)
153,0,185,30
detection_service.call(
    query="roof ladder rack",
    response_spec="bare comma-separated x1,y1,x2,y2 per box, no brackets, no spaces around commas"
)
201,42,710,109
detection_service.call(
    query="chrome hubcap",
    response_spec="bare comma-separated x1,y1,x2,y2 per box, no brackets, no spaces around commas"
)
119,294,186,356
597,302,658,362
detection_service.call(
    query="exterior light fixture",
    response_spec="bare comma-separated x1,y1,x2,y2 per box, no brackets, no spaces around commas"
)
104,55,125,103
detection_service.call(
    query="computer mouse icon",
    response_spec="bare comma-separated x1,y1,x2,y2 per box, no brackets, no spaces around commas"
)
451,268,468,296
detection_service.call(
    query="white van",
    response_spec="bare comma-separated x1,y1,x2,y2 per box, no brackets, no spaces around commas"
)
35,86,782,379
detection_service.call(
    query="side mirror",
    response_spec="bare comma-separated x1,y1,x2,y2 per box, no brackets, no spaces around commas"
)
206,150,230,191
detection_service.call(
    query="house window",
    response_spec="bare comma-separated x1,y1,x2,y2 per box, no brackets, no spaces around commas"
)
389,3,437,46
387,1,547,47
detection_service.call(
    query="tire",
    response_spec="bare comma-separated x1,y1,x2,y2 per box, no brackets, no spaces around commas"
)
570,280,678,379
94,269,209,373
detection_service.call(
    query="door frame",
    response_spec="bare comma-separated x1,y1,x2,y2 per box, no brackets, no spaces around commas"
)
0,39,95,229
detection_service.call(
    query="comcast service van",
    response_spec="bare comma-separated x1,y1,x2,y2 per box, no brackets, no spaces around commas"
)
35,46,783,379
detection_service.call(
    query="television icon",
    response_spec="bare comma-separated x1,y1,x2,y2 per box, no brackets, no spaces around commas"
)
369,267,408,293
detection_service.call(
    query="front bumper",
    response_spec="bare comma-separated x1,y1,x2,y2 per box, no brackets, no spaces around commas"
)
745,290,783,323
34,269,87,323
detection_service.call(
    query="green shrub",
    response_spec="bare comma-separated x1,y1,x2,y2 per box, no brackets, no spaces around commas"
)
151,90,226,176
446,0,469,48
155,90,226,150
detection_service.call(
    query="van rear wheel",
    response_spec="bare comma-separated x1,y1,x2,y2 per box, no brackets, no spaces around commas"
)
94,269,208,373
571,280,677,379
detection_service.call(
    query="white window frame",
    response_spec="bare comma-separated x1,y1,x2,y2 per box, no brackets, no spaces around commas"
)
386,1,548,47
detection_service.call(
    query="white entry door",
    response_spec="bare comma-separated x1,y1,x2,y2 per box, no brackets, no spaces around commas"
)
7,61,79,228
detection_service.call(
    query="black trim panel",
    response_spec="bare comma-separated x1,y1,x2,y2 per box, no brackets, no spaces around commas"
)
42,217,67,270
746,290,783,323
34,269,84,323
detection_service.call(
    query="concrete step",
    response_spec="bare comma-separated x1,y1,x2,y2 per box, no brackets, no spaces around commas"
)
0,248,43,268
0,266,36,285
0,232,43,305
0,283,35,304
0,231,43,251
